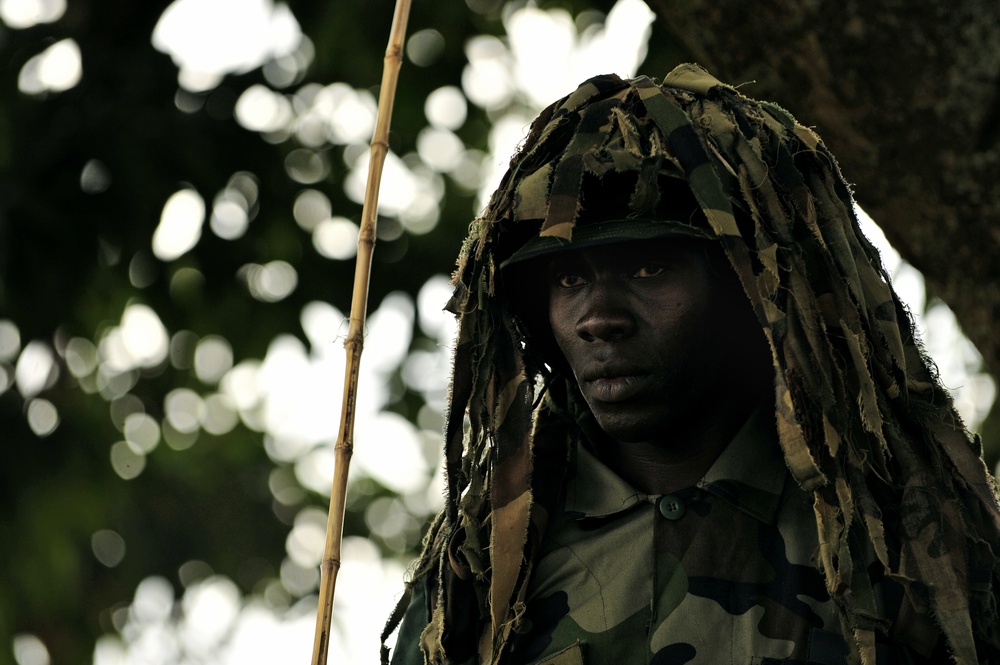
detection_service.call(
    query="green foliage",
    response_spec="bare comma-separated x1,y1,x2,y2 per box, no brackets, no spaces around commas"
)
0,0,503,661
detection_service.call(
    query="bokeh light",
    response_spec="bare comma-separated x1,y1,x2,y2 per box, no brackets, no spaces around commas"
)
234,84,294,133
504,0,655,108
416,127,465,173
0,364,12,395
291,189,330,231
178,576,241,653
201,393,239,435
15,340,56,398
219,360,262,414
152,188,206,261
96,366,139,402
163,419,198,452
80,159,112,194
424,85,467,130
240,261,298,303
312,217,360,260
124,413,160,454
18,38,82,95
165,388,204,435
262,36,314,89
209,195,250,240
314,83,377,145
120,304,170,369
110,441,146,480
169,267,206,303
283,148,328,184
63,337,98,379
344,150,444,234
406,28,445,68
133,577,174,622
210,172,259,240
152,0,302,92
353,412,430,495
12,633,50,665
194,336,234,385
505,7,577,106
284,507,326,568
169,331,198,370
177,560,214,589
0,0,65,29
91,530,127,568
110,395,144,433
366,496,422,553
25,398,59,437
0,319,21,361
279,557,317,596
461,35,514,111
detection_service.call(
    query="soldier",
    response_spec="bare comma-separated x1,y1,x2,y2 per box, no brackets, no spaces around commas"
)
383,64,1000,664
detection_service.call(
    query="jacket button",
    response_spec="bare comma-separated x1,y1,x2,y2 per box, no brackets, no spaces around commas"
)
657,494,685,520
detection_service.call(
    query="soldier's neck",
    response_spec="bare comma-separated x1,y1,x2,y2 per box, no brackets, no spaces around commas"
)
595,400,755,495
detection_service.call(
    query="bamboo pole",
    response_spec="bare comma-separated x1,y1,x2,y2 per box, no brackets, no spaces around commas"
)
310,0,412,662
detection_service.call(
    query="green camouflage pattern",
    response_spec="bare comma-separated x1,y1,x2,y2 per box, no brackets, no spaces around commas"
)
504,410,927,665
391,409,937,664
382,64,1000,665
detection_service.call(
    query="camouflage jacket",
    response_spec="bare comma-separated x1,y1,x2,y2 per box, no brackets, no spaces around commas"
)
391,409,941,665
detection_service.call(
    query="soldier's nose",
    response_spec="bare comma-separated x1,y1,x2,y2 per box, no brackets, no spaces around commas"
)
575,281,635,342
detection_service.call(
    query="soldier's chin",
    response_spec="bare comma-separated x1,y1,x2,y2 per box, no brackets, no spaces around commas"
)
590,409,662,445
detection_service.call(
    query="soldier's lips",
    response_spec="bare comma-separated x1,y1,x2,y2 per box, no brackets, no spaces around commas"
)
583,374,650,403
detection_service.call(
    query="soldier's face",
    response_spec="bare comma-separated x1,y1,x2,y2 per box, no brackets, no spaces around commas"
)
546,238,769,445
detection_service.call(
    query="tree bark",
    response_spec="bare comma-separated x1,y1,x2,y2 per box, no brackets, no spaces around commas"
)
645,0,1000,377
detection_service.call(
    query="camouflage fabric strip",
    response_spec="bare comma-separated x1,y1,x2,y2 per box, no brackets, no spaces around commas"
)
541,96,625,239
636,76,830,494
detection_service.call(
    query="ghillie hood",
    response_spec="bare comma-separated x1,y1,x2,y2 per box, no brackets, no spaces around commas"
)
384,63,1000,665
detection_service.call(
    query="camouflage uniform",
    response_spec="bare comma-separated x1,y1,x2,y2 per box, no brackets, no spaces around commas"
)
382,65,1000,665
508,410,846,665
394,409,935,664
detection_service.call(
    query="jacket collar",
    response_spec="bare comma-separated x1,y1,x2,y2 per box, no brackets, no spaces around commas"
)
564,405,788,525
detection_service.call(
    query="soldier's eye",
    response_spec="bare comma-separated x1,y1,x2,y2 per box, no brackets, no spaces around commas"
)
633,263,665,279
555,273,586,288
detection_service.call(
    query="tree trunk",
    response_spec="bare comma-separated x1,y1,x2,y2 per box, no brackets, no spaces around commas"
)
645,0,1000,379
